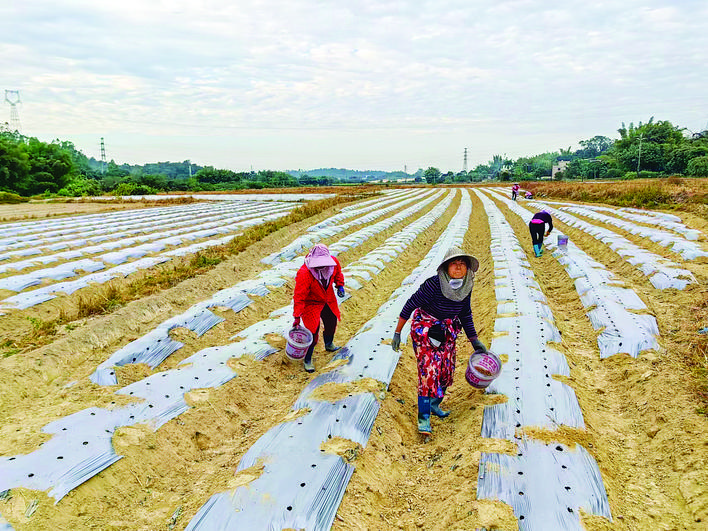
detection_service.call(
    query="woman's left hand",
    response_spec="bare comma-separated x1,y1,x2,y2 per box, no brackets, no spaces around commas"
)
336,285,345,298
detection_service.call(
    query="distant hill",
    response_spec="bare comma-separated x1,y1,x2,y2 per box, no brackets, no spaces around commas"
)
286,168,422,182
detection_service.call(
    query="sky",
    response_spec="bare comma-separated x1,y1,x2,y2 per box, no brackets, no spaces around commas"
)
1,1,707,172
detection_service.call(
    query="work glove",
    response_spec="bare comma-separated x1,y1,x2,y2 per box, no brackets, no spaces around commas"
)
293,316,301,328
471,337,487,353
391,332,401,352
336,285,345,298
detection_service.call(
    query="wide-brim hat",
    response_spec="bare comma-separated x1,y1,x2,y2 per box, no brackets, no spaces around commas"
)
438,246,479,273
305,243,336,268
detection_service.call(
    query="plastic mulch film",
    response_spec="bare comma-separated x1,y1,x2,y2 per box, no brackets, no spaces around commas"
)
525,200,695,290
484,189,660,359
0,206,287,308
0,358,236,503
89,191,449,384
0,190,456,507
0,200,273,255
184,192,470,530
474,189,611,529
261,189,433,264
477,440,611,530
0,513,13,530
546,200,702,241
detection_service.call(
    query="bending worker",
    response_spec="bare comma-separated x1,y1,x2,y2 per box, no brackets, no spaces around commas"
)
391,247,486,435
529,209,553,257
293,244,345,372
511,182,520,201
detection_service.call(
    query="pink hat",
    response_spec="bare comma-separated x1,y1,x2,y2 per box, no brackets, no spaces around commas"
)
305,243,336,268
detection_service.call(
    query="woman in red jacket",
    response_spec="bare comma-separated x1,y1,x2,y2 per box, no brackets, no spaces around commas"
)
292,244,345,372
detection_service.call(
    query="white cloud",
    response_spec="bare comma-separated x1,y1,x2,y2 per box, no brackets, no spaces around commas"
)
1,0,706,170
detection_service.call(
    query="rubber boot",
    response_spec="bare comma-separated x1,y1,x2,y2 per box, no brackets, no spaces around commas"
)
430,396,450,418
303,350,315,373
539,243,544,255
417,396,432,434
533,244,541,257
323,335,341,352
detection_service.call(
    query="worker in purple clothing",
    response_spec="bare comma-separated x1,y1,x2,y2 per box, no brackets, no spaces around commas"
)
390,247,486,435
529,209,553,257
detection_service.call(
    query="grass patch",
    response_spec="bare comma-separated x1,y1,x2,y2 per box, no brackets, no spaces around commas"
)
524,178,708,211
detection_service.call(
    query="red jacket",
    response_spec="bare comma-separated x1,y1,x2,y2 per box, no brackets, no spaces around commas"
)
293,257,344,334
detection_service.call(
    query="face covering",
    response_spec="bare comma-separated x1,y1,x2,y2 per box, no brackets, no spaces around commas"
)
449,278,464,289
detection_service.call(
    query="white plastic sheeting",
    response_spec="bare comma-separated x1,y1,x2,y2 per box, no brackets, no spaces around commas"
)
549,202,708,260
0,200,272,252
0,209,293,312
0,189,452,507
473,190,611,529
184,192,471,530
0,202,291,284
0,354,237,504
526,200,695,290
484,189,660,359
544,200,702,241
261,189,434,264
478,440,611,531
91,190,447,384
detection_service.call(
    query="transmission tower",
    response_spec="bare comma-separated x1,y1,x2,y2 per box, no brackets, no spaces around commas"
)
4,90,22,134
463,148,468,173
100,137,107,174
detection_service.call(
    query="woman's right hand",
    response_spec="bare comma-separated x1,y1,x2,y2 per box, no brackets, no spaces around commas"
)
391,332,401,352
293,316,300,328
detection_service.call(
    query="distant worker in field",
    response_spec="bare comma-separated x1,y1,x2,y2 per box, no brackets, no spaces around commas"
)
529,209,553,257
524,190,533,200
293,244,345,372
390,247,486,435
511,182,520,201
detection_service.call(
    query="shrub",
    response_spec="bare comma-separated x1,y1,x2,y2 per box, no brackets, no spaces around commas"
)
0,191,28,204
605,168,623,179
57,178,102,197
687,156,708,177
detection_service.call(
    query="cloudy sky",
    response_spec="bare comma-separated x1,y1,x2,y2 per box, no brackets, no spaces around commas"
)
1,1,706,172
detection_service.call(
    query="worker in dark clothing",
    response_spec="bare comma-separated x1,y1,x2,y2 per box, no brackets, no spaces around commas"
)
529,210,553,257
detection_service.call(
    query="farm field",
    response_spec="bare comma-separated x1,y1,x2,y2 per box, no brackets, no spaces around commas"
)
1,185,708,530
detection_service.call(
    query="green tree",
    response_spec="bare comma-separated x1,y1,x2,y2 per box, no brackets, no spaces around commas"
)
424,167,441,184
687,156,708,177
0,135,30,193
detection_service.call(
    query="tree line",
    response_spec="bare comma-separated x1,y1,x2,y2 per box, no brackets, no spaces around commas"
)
2,118,708,198
422,118,708,184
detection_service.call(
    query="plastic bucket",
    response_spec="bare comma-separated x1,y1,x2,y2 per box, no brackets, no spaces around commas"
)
557,234,569,250
285,326,313,361
465,351,502,389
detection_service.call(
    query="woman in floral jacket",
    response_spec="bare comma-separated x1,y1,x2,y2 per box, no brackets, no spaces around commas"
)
391,247,486,435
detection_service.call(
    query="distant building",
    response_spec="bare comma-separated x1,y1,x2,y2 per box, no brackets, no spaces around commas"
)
551,160,569,179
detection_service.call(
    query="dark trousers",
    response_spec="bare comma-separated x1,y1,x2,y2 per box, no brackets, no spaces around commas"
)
529,222,545,246
304,304,338,363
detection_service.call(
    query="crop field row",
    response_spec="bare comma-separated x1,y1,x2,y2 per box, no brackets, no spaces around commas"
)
1,186,707,530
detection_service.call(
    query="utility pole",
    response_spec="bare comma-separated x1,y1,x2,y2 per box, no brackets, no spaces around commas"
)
463,148,468,173
636,133,644,178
